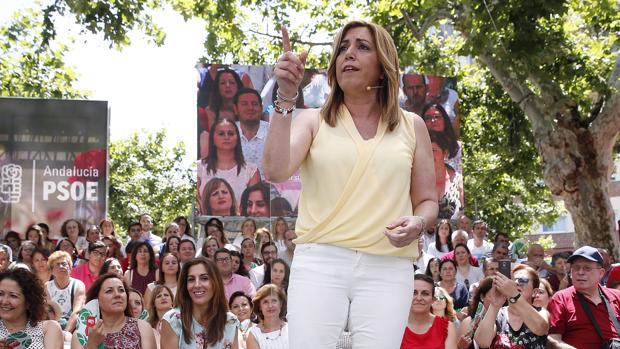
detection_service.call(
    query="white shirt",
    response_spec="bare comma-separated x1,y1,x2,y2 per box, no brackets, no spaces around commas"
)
456,265,484,289
467,238,493,260
236,120,269,180
197,162,259,209
427,243,450,258
249,264,265,289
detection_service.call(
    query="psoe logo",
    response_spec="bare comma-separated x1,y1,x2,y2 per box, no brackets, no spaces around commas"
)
0,164,23,203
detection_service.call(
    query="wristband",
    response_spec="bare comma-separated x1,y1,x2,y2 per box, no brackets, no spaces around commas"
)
414,215,426,233
273,99,296,118
276,88,299,102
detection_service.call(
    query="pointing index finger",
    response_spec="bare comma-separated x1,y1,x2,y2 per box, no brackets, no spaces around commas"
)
281,26,291,53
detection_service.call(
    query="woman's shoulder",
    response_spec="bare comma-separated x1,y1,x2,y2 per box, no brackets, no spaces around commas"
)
162,307,181,322
42,319,62,334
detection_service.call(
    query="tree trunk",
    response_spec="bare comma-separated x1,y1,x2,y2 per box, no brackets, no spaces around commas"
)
537,124,619,258
479,53,620,259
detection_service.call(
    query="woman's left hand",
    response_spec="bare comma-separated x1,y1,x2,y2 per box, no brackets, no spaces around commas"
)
493,272,520,299
384,216,424,248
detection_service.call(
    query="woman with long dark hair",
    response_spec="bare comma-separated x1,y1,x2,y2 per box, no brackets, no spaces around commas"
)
123,242,158,295
427,219,453,258
144,253,180,306
262,258,291,294
160,258,238,348
198,118,260,214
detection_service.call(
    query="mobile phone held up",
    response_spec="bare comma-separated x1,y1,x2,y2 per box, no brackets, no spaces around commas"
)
498,260,511,278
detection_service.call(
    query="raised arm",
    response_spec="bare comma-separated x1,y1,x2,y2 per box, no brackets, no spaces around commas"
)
263,27,316,183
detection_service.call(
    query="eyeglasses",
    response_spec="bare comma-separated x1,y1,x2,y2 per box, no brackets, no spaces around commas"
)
90,250,106,257
514,277,530,286
53,261,69,268
435,295,447,301
571,265,602,273
216,257,231,263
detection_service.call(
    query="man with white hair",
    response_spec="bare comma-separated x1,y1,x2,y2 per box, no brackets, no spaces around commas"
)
440,229,479,266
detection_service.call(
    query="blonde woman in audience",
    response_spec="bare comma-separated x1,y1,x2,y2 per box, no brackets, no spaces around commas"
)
247,284,289,349
128,287,146,319
233,218,258,250
46,251,86,333
147,284,174,349
272,217,289,253
432,286,458,322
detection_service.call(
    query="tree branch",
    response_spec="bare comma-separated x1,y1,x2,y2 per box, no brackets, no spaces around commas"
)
591,53,620,156
246,29,331,47
400,9,452,41
478,53,553,136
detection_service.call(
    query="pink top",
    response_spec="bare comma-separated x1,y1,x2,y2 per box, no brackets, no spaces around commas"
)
224,273,256,301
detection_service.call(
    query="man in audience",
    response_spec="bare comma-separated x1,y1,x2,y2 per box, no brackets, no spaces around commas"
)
469,257,498,295
420,226,436,253
71,241,106,291
441,230,479,266
126,221,143,244
139,213,162,253
402,73,427,115
250,243,278,288
457,214,472,236
415,237,432,273
467,220,493,260
491,242,510,261
524,243,552,278
278,229,297,267
234,88,269,178
215,248,256,300
493,232,511,245
178,239,196,266
548,246,620,348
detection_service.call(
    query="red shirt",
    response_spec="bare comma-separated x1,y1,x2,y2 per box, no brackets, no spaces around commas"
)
548,285,620,348
71,263,98,292
401,315,449,349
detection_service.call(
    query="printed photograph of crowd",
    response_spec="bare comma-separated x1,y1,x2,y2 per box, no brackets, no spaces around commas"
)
195,64,463,221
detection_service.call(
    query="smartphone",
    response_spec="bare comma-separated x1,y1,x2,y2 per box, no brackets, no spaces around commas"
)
498,259,511,278
86,316,96,336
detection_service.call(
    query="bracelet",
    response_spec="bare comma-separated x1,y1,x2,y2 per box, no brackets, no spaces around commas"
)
414,215,426,233
276,88,299,102
273,99,296,118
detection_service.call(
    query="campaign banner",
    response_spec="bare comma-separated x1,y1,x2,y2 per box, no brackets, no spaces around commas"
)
0,98,109,239
195,64,463,234
401,72,464,220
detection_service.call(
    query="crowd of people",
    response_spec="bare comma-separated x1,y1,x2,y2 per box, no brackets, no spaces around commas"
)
406,216,620,349
0,214,295,348
1,214,619,348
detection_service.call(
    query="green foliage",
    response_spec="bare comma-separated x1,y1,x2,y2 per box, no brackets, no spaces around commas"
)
0,8,86,98
108,129,194,237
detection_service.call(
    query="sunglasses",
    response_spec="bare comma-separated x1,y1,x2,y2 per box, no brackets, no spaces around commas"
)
514,277,530,286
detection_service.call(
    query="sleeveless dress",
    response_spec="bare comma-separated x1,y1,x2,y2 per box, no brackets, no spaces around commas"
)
488,307,547,349
130,269,156,295
400,315,449,349
249,323,289,349
46,278,77,328
104,317,142,348
162,308,239,349
0,320,44,349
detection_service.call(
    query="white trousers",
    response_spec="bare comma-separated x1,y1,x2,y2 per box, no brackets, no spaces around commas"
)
288,243,414,349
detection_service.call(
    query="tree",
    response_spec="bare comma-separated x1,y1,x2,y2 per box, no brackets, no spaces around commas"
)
0,8,85,98
108,129,194,237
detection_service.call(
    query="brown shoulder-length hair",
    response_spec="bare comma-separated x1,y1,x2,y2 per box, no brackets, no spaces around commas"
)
175,257,228,346
86,273,132,317
321,20,403,132
148,284,173,328
253,284,287,321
